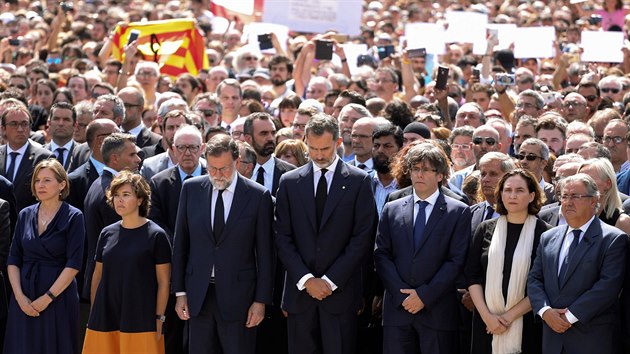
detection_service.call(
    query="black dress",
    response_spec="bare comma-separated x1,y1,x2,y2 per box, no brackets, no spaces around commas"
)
465,218,550,354
83,220,171,354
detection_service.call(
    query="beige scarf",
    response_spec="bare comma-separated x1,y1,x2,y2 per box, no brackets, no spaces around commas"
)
485,215,537,354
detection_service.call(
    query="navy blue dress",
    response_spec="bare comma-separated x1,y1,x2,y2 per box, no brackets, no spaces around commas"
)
3,202,85,354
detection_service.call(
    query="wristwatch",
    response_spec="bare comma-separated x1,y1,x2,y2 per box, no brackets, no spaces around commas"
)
156,314,166,322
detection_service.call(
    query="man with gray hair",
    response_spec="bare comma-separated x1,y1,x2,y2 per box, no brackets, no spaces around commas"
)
528,173,627,354
450,125,502,192
118,87,161,149
487,117,512,155
338,103,372,162
92,93,125,126
454,102,485,128
515,89,544,120
561,93,590,123
73,100,93,144
517,138,556,204
598,75,623,102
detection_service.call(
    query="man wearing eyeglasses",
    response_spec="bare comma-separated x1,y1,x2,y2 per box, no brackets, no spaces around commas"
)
517,138,556,205
515,90,544,120
192,93,221,129
602,119,629,173
598,76,624,103
528,173,627,354
577,81,601,120
561,93,590,123
150,125,207,354
449,125,501,192
117,87,160,149
173,134,273,354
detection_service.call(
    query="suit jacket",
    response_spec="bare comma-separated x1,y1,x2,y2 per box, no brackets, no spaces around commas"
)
172,174,274,321
275,161,377,314
0,175,17,237
141,139,166,160
469,201,495,234
0,198,11,271
43,140,76,170
374,192,471,329
67,160,100,212
0,142,54,212
387,185,469,205
135,126,161,149
543,182,557,206
149,165,207,240
67,142,91,173
539,204,560,227
82,170,120,300
140,152,171,181
527,218,628,354
271,157,295,196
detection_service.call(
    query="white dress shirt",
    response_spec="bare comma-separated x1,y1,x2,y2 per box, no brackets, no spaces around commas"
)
5,142,28,181
252,157,276,192
413,188,440,225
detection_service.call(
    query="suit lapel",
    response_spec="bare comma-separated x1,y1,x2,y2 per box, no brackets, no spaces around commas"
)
0,147,6,175
548,225,568,289
14,143,32,182
559,220,599,288
401,195,415,250
199,177,214,242
471,204,484,230
272,157,281,196
218,175,251,245
297,163,317,230
319,162,349,229
416,192,447,252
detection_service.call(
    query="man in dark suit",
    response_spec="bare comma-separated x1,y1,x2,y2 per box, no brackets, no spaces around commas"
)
66,119,118,212
42,102,77,171
275,113,377,354
374,142,471,354
150,125,206,354
243,112,295,196
82,133,141,301
0,106,53,212
140,110,191,181
517,138,556,205
0,197,11,354
173,134,273,354
538,161,583,227
117,87,161,148
528,173,628,354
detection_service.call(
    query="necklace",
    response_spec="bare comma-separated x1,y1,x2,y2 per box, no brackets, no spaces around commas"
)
39,204,61,227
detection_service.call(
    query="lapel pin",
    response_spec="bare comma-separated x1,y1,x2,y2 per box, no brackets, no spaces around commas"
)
342,186,346,189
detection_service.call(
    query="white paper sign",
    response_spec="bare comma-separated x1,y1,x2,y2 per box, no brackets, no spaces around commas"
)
243,22,290,53
473,24,518,54
330,43,368,76
404,22,446,55
513,27,556,58
444,11,488,45
262,0,362,35
581,31,624,63
212,0,255,15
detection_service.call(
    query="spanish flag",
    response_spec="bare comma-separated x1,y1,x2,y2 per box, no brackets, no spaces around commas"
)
111,19,209,78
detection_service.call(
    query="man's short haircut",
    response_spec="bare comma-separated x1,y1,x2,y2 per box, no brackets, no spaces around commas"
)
520,137,550,160
268,55,293,74
243,112,274,137
339,90,367,107
205,134,239,159
101,132,136,164
95,94,125,121
403,142,449,180
448,126,474,144
91,82,115,96
174,124,202,144
479,151,516,172
470,83,494,98
305,113,340,141
535,116,567,138
339,103,372,120
49,101,77,123
216,78,242,98
1,104,31,126
372,123,403,148
236,140,257,165
519,89,545,109
192,92,220,109
559,173,600,205
67,74,88,90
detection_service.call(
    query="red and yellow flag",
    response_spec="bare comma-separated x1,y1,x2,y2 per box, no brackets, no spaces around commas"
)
111,19,209,78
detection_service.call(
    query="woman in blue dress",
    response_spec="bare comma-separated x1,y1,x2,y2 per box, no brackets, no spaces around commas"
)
4,159,84,354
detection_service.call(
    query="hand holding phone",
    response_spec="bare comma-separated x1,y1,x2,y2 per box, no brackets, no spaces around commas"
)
315,40,334,60
258,34,273,50
436,66,449,90
128,29,141,44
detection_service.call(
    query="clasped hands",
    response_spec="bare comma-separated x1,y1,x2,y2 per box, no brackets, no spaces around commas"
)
305,278,332,300
18,293,52,317
400,289,424,314
542,308,572,334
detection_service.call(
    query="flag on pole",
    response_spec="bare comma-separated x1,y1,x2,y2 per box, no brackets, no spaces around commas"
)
111,19,209,78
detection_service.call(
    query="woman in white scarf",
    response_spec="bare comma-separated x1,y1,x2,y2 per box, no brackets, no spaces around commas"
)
465,169,550,354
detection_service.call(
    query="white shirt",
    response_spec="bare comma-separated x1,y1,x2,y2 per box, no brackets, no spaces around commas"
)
353,157,373,172
537,216,595,324
252,157,276,192
50,140,73,166
125,123,144,137
296,157,341,292
413,188,440,225
5,142,28,181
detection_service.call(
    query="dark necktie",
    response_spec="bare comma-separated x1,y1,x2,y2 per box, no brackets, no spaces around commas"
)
6,152,19,182
213,189,225,238
315,168,328,227
357,163,367,170
559,229,581,283
485,204,495,220
55,147,66,168
413,201,429,251
184,175,192,181
256,167,265,186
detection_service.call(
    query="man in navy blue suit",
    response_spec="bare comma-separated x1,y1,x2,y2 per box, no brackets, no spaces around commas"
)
528,173,627,354
172,134,273,354
275,113,377,354
374,142,471,354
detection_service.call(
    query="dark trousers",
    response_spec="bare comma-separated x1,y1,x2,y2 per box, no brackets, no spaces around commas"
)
256,306,288,354
287,305,357,354
165,294,186,354
383,321,457,354
188,284,256,354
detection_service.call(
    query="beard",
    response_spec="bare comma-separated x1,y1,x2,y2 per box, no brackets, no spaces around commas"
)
373,154,391,174
254,141,276,157
209,173,234,191
271,77,287,86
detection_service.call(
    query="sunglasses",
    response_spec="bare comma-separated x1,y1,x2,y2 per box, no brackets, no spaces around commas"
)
472,137,497,146
46,57,62,65
600,87,620,94
584,95,598,102
516,153,541,161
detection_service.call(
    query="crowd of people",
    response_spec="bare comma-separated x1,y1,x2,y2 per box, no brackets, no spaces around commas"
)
1,0,630,354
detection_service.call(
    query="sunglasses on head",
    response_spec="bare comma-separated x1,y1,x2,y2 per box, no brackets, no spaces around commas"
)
601,87,620,94
516,153,541,161
472,137,496,146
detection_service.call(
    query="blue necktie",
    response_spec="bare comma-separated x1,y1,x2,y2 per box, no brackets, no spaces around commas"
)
6,152,19,182
413,201,429,251
559,229,581,283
